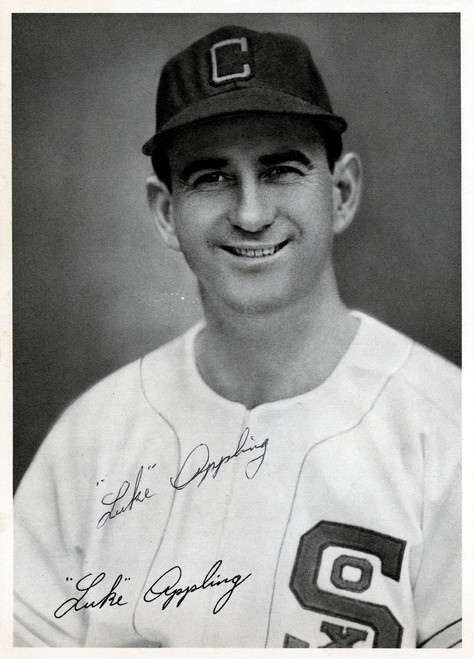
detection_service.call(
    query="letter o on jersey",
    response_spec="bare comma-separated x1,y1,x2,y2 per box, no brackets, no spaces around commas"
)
330,555,373,593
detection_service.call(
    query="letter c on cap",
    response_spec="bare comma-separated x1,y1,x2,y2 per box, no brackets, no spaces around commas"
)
210,38,251,84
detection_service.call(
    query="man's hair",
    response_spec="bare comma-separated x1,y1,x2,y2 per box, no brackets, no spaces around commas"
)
151,121,342,191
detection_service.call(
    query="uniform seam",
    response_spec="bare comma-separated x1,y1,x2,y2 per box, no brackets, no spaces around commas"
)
417,617,462,648
395,370,460,429
15,592,83,643
264,369,399,647
132,357,181,644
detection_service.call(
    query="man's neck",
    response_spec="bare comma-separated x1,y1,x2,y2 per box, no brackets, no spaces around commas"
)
195,290,360,410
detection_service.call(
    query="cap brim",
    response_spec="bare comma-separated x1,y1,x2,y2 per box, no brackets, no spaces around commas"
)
142,87,347,155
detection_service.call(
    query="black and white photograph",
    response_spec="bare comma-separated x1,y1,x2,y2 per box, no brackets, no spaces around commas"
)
6,8,468,654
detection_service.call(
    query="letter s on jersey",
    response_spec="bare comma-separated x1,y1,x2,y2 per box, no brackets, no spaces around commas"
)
287,521,406,648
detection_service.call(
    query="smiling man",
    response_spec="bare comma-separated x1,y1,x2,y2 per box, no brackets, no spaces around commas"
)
14,25,461,649
148,112,361,410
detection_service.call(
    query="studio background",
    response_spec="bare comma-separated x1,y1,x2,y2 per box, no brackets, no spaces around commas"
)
13,13,461,491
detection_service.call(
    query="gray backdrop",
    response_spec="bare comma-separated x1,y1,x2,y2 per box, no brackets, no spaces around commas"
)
13,13,461,491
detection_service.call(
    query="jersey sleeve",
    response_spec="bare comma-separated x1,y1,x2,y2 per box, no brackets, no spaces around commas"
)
14,412,90,646
413,426,462,648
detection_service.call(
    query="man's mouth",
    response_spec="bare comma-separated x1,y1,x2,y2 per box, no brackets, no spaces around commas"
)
222,240,288,258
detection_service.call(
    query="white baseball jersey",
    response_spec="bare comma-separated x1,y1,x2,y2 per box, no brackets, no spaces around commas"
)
14,311,461,648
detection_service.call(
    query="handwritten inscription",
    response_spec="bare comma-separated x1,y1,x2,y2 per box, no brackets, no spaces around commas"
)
170,427,269,490
54,573,128,618
54,561,250,618
144,559,251,614
96,465,156,529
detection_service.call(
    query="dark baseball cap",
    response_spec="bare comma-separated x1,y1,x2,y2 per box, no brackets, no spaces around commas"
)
142,25,347,156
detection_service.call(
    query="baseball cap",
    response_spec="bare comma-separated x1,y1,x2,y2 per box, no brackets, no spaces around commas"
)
142,25,347,156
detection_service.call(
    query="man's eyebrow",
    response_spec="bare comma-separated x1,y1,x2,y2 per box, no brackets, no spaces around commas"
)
258,150,313,168
180,158,229,182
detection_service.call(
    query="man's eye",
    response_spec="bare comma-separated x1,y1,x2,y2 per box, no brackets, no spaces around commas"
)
192,172,231,187
263,165,303,181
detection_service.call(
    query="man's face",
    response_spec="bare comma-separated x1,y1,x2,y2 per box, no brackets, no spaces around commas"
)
163,113,340,314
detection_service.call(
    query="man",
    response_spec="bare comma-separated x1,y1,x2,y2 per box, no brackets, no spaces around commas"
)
14,25,461,648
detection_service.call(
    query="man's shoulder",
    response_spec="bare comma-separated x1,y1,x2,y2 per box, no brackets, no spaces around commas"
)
397,340,460,423
357,311,460,423
20,328,200,483
60,324,200,420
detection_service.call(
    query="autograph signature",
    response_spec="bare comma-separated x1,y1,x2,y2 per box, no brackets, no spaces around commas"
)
144,560,251,614
54,561,250,618
170,427,269,490
54,573,128,618
96,465,155,529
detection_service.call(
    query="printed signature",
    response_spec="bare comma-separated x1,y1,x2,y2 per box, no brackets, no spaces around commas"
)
54,573,128,618
54,561,250,618
96,465,156,529
170,427,269,490
144,559,251,614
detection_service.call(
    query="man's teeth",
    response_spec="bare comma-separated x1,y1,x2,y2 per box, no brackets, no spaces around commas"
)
230,244,283,257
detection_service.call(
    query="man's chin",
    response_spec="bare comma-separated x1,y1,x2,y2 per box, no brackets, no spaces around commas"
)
200,285,301,317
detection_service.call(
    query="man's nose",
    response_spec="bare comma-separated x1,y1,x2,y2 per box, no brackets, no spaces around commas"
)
229,179,273,232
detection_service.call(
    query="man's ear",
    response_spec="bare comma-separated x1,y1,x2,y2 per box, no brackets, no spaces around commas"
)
331,152,363,235
146,175,181,252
